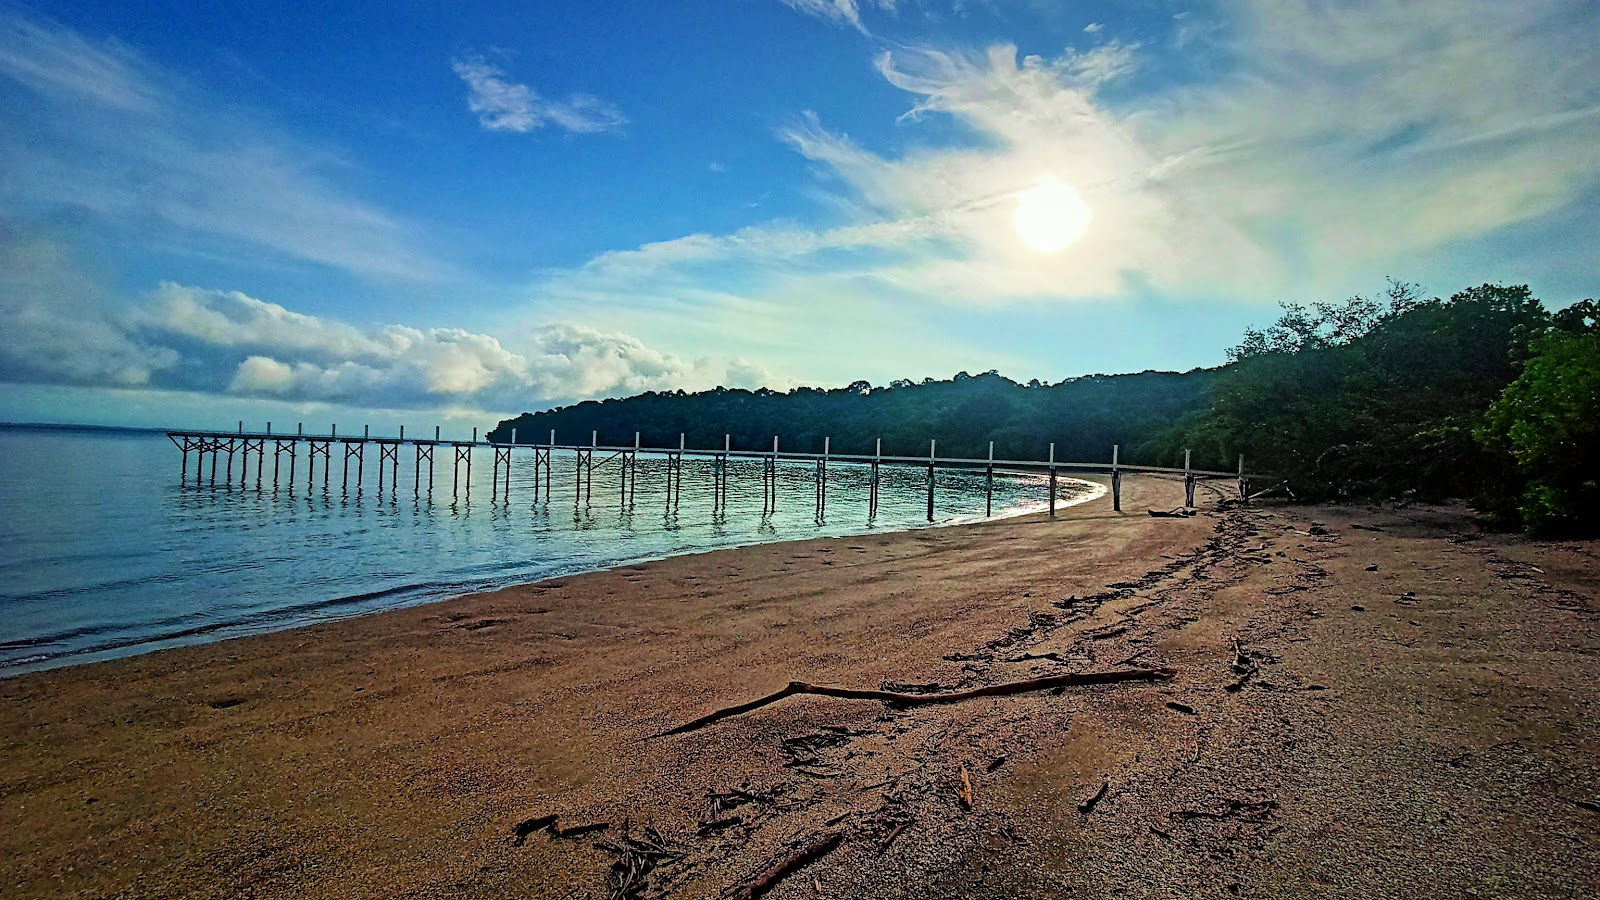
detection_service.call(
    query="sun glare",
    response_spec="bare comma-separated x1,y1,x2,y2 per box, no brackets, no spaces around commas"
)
1013,176,1092,254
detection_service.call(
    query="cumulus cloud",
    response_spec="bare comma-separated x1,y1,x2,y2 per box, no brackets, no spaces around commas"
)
0,271,776,412
0,11,444,282
451,56,627,134
0,226,178,388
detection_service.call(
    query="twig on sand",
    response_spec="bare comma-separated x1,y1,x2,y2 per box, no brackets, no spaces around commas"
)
958,766,975,809
654,669,1176,738
1077,780,1110,815
732,831,844,900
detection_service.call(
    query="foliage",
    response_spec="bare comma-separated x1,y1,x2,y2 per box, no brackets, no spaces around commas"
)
488,281,1600,536
490,369,1214,467
1476,326,1600,535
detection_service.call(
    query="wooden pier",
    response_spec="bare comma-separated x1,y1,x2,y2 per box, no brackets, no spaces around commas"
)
168,422,1254,522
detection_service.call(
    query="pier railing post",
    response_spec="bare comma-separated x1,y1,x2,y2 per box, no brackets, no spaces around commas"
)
1048,442,1057,518
1184,449,1195,507
986,440,995,517
869,437,881,520
1112,444,1122,513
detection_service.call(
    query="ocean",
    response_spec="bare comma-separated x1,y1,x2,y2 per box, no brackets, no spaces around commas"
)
0,424,1100,676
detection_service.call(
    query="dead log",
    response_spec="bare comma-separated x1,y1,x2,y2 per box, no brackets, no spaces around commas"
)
655,668,1176,738
734,831,844,900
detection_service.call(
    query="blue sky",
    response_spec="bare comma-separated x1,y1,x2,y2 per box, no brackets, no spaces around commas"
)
2,0,1597,434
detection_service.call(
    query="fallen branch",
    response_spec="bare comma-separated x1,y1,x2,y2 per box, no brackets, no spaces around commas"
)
656,668,1176,738
734,831,844,900
958,766,974,810
1148,508,1196,518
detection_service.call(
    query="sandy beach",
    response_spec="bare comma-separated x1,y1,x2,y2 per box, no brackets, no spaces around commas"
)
2,474,1597,899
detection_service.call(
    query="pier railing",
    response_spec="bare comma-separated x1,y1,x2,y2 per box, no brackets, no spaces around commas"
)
168,422,1256,521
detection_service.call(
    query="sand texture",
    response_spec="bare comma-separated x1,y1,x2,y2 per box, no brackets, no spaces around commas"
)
2,475,1598,898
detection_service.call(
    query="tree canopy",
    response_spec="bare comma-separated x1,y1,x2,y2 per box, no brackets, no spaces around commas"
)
490,282,1599,534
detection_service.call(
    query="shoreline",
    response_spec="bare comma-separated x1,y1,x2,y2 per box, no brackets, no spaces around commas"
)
2,472,1106,678
3,475,1594,898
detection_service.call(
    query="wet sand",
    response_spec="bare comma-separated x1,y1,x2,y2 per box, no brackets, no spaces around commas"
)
2,476,1597,898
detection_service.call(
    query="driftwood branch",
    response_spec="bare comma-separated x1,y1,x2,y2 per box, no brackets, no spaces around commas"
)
656,668,1175,738
733,831,843,900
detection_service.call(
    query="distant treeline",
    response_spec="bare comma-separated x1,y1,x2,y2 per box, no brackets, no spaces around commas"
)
491,282,1599,535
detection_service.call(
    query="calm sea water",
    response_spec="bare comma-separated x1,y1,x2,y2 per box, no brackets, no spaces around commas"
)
0,425,1100,676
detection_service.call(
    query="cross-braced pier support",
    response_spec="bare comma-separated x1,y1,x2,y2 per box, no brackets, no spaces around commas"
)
574,445,593,509
492,445,512,503
342,440,364,494
377,441,400,496
663,433,685,513
273,438,297,494
711,434,729,517
532,440,552,504
415,443,435,497
620,432,640,510
761,436,778,516
308,440,331,491
452,443,473,502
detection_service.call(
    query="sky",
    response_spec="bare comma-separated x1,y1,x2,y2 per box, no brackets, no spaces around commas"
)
2,0,1597,435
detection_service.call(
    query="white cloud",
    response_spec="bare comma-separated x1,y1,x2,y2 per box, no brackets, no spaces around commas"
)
536,0,1600,319
451,56,627,134
0,11,444,282
778,0,896,34
1083,22,1103,34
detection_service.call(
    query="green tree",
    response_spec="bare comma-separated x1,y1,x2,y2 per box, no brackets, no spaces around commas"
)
1477,321,1600,534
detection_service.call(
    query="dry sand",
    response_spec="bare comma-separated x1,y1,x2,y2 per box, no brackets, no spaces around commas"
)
2,475,1597,899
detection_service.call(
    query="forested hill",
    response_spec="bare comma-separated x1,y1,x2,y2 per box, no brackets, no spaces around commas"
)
494,282,1600,536
487,368,1215,466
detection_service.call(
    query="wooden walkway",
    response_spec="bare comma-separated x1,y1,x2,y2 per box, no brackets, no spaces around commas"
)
168,422,1254,521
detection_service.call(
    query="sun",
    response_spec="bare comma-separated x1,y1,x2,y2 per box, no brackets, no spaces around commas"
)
1013,176,1092,254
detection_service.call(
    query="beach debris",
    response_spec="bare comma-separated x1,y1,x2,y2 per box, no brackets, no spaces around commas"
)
698,815,744,835
1148,507,1196,518
512,814,611,845
958,766,975,809
1226,641,1258,692
1351,522,1384,531
1171,798,1279,822
879,822,909,852
599,823,683,900
733,830,844,900
986,755,1009,773
654,668,1176,738
1166,701,1196,716
1005,651,1072,664
1576,799,1600,815
553,820,612,839
1077,780,1110,815
511,814,558,846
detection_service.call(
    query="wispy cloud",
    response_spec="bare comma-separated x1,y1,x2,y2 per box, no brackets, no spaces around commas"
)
778,0,896,35
542,0,1600,318
451,56,627,134
0,10,445,282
